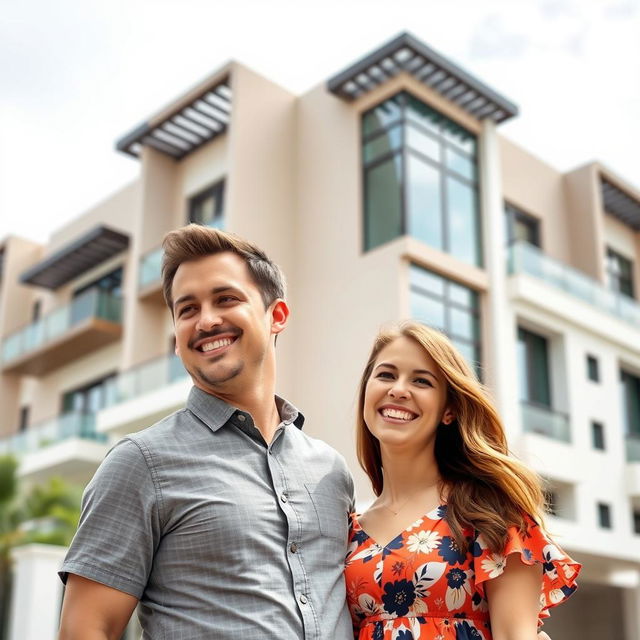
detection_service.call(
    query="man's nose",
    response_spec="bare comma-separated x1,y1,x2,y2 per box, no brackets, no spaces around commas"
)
196,305,222,332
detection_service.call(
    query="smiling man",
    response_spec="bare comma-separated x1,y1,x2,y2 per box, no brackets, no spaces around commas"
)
57,225,355,640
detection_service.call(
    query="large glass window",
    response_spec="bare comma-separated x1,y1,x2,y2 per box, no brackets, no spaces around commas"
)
62,374,116,415
505,203,541,247
409,264,481,369
363,93,481,266
189,180,225,228
517,327,551,407
621,369,640,437
606,247,634,298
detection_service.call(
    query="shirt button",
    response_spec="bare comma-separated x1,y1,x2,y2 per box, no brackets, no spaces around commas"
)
290,542,298,553
280,493,288,503
237,414,246,422
299,594,308,605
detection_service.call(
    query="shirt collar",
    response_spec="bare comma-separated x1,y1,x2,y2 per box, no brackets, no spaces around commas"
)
187,386,305,433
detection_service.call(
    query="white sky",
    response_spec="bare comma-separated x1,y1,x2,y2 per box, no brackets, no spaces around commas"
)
1,0,639,244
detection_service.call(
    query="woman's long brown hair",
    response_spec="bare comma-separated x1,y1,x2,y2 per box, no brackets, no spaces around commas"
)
356,321,546,555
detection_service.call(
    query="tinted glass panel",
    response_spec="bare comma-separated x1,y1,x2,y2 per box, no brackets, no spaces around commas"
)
450,306,477,341
410,265,480,371
445,146,475,181
411,294,446,331
365,156,403,250
406,124,439,162
406,95,441,133
363,125,402,163
409,265,444,296
447,177,479,265
442,119,476,154
407,155,442,250
363,95,403,135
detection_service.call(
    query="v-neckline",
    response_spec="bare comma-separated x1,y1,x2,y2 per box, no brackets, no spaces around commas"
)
352,503,446,550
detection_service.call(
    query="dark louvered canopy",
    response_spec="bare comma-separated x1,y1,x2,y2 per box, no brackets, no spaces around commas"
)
601,178,640,231
116,76,231,160
328,32,518,124
20,226,129,289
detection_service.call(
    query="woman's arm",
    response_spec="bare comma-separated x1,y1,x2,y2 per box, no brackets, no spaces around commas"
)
485,554,542,640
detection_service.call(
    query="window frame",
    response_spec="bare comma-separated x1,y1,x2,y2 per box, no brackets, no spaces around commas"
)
362,92,481,266
586,354,600,383
409,263,482,372
188,180,225,227
504,202,541,248
517,326,552,408
606,246,635,298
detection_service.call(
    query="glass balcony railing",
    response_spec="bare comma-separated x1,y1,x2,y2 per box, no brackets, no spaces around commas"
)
0,289,123,365
139,246,163,289
104,352,187,408
0,411,107,457
508,242,640,327
521,401,571,443
626,435,640,463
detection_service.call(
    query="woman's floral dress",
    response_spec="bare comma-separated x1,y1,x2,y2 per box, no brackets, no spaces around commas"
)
345,504,581,640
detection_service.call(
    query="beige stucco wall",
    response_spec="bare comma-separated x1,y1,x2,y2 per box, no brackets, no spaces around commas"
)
563,163,604,281
47,181,139,253
499,135,570,262
0,236,44,435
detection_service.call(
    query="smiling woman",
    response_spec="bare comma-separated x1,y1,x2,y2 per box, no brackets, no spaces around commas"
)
345,321,580,640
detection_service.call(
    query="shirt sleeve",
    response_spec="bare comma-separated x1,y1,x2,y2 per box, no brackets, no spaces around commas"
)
58,437,163,599
472,514,581,624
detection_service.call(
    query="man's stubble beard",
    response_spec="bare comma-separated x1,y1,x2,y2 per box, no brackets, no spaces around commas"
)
191,361,244,388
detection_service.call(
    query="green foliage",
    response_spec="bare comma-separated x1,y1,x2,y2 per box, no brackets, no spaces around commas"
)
0,457,18,505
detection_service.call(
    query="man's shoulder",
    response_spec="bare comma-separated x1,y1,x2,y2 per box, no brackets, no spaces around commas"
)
126,406,195,444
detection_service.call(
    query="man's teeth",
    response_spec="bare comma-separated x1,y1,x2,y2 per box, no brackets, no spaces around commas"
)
381,408,415,421
201,338,234,352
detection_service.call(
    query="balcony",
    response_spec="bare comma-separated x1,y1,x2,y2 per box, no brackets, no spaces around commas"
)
138,246,164,303
521,401,570,442
625,436,640,497
1,289,122,375
98,352,189,436
508,242,640,327
0,411,109,484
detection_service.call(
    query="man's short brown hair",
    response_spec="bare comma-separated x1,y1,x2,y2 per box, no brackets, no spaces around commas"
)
161,224,286,313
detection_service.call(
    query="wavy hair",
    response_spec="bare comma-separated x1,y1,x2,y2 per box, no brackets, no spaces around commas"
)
356,321,546,554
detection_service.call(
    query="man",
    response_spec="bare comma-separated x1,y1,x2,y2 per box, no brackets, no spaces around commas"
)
58,225,355,639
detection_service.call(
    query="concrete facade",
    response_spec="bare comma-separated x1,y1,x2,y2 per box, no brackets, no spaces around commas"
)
1,33,639,639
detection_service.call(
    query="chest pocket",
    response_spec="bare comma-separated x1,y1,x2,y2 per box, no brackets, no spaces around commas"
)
305,483,349,542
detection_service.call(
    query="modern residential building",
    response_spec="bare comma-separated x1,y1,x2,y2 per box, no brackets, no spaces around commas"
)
1,32,639,639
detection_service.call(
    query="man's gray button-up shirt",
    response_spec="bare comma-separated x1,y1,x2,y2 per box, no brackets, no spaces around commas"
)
60,386,355,639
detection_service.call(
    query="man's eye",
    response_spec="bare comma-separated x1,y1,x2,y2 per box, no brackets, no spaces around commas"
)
178,305,194,316
219,296,238,303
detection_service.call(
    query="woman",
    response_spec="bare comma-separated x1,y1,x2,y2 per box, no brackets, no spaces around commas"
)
345,322,580,640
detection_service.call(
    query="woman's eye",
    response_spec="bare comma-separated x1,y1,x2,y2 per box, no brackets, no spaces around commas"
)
376,371,394,379
415,377,433,387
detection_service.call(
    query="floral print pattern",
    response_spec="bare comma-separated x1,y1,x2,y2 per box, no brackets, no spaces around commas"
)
345,505,581,639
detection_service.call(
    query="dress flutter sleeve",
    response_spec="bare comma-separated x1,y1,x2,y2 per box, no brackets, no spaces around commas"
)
472,514,581,623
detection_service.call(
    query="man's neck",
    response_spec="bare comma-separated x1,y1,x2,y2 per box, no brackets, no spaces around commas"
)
195,380,282,444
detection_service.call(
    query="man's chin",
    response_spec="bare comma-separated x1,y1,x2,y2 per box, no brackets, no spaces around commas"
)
192,363,243,388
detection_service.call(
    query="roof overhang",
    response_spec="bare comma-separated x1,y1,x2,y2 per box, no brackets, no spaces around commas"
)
116,73,232,160
327,32,518,124
601,177,640,231
20,226,129,289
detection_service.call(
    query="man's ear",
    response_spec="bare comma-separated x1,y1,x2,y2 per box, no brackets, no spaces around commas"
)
270,300,290,336
442,408,456,425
